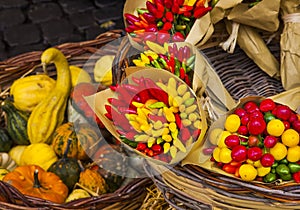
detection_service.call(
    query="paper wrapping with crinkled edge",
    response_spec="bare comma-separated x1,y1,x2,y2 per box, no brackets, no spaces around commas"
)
227,0,281,32
182,89,300,178
123,0,214,47
280,0,300,90
225,21,280,78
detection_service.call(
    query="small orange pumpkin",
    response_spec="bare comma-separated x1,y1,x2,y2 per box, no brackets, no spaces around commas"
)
3,165,68,203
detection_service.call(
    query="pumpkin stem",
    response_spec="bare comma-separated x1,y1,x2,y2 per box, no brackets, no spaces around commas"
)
63,138,72,159
33,169,41,188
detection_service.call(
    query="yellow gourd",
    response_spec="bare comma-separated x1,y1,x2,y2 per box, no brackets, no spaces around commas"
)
70,65,92,87
27,48,71,144
10,74,55,112
20,143,58,171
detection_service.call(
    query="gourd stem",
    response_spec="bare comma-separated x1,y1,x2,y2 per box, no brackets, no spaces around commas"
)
33,169,41,188
63,138,72,159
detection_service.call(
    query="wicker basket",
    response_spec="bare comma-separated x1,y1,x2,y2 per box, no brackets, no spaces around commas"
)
0,30,154,210
111,21,300,209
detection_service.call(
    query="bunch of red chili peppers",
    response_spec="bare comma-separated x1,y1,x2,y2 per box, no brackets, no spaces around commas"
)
124,0,212,44
104,76,201,163
133,43,195,86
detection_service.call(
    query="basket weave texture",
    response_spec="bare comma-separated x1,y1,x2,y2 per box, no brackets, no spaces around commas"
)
0,30,153,210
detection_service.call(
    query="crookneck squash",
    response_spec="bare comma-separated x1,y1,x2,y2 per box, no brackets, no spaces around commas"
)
27,48,71,144
1,99,30,145
9,74,55,112
48,139,81,190
0,127,13,152
3,165,68,203
52,122,100,160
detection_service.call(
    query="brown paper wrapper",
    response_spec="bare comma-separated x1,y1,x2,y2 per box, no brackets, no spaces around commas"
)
280,0,300,90
182,93,299,178
227,0,281,32
225,21,280,78
123,0,214,47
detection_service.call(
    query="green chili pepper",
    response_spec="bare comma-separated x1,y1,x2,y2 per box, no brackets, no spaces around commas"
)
279,173,292,181
120,136,138,148
175,25,186,31
158,57,168,69
276,164,290,175
186,55,195,67
271,168,276,174
279,158,288,165
180,15,190,22
288,163,300,173
157,21,163,28
148,101,166,109
263,173,277,183
151,60,162,69
272,162,278,168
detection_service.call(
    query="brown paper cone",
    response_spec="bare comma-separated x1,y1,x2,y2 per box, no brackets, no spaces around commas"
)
210,0,243,24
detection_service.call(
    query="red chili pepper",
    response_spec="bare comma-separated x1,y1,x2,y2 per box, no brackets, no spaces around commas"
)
137,143,147,151
162,22,172,31
143,12,156,23
105,104,112,115
178,5,193,14
121,84,140,93
192,128,201,139
222,164,236,174
183,45,191,60
172,3,180,14
138,89,151,103
148,114,167,123
146,1,158,15
176,0,184,6
144,78,169,105
157,31,170,44
146,24,158,32
165,11,174,22
178,47,184,62
147,149,154,157
180,127,190,142
184,74,191,86
124,13,141,24
179,67,185,80
108,98,126,107
110,108,131,131
235,166,240,178
125,131,137,140
151,144,163,153
159,54,168,61
156,1,165,13
109,84,119,91
184,11,192,18
117,129,126,136
105,112,113,120
175,113,182,129
132,94,142,103
116,87,134,103
194,6,212,18
293,171,300,183
172,32,185,42
168,45,174,55
94,115,105,128
164,0,172,9
117,106,137,114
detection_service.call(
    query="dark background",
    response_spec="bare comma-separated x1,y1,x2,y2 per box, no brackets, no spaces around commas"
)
0,0,126,60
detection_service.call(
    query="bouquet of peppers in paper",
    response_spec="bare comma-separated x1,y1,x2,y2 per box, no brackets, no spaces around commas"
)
123,0,212,45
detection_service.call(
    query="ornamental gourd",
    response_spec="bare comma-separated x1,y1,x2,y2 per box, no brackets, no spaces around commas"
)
79,168,107,195
27,48,71,144
0,153,17,171
0,128,13,152
9,74,55,112
3,165,68,203
52,122,100,160
48,139,81,190
1,99,30,145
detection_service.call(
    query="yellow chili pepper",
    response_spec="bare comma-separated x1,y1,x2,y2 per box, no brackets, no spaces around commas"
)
173,138,186,152
163,107,175,122
170,146,177,159
164,142,171,153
